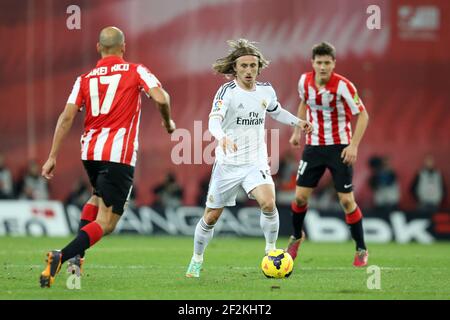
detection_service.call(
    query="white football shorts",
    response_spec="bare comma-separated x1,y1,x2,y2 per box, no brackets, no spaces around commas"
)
205,161,274,208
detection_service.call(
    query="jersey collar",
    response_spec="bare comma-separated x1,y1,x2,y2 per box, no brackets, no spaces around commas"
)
96,55,125,67
312,71,335,90
234,79,256,92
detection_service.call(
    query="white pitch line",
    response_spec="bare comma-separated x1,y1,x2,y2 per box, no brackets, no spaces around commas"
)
3,264,448,272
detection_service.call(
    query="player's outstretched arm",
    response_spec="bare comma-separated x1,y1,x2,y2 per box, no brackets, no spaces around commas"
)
268,102,312,133
42,103,79,180
147,86,176,134
341,109,369,165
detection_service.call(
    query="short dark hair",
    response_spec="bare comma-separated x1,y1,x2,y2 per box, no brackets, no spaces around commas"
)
312,42,336,60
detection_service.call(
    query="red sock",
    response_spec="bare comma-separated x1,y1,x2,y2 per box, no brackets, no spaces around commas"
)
345,207,366,250
61,221,104,263
291,202,307,239
80,203,98,222
291,202,308,214
81,222,104,246
345,207,362,224
345,207,363,224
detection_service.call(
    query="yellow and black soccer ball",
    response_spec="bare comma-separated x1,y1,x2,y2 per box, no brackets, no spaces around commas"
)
261,249,294,278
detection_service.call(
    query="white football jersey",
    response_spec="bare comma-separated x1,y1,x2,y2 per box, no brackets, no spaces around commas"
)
209,80,280,166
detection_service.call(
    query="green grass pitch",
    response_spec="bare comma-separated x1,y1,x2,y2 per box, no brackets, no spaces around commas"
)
0,236,449,300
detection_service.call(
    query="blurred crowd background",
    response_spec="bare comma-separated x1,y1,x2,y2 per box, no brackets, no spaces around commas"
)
0,0,449,211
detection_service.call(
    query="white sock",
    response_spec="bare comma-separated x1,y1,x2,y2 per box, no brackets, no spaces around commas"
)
192,218,215,262
260,208,279,253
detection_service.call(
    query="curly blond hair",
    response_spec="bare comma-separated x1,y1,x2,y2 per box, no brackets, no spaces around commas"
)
212,39,269,76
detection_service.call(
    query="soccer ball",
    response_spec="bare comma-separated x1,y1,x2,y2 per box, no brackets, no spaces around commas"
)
261,249,294,278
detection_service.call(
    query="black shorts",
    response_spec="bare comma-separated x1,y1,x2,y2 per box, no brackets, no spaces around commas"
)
296,144,353,193
82,160,134,215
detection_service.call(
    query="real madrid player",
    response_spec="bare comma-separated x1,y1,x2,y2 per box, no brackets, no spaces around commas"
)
186,39,312,278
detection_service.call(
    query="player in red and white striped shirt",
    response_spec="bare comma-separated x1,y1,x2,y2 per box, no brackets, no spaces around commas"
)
286,42,370,267
39,26,175,287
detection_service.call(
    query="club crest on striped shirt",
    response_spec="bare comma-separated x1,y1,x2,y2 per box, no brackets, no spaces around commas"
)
321,90,335,107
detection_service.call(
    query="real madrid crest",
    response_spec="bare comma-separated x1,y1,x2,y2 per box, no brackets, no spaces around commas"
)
261,99,268,110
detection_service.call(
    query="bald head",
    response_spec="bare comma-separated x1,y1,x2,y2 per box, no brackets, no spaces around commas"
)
97,26,125,56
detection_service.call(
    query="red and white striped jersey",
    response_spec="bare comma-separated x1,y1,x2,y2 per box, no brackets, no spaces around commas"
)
298,72,365,146
67,56,161,167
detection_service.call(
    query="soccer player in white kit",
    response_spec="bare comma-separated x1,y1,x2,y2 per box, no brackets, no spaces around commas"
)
186,39,312,278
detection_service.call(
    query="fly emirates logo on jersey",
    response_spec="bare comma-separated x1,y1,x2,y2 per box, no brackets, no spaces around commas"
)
85,64,130,77
236,112,264,126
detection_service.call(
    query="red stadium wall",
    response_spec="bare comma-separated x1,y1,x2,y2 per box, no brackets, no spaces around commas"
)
0,0,449,209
